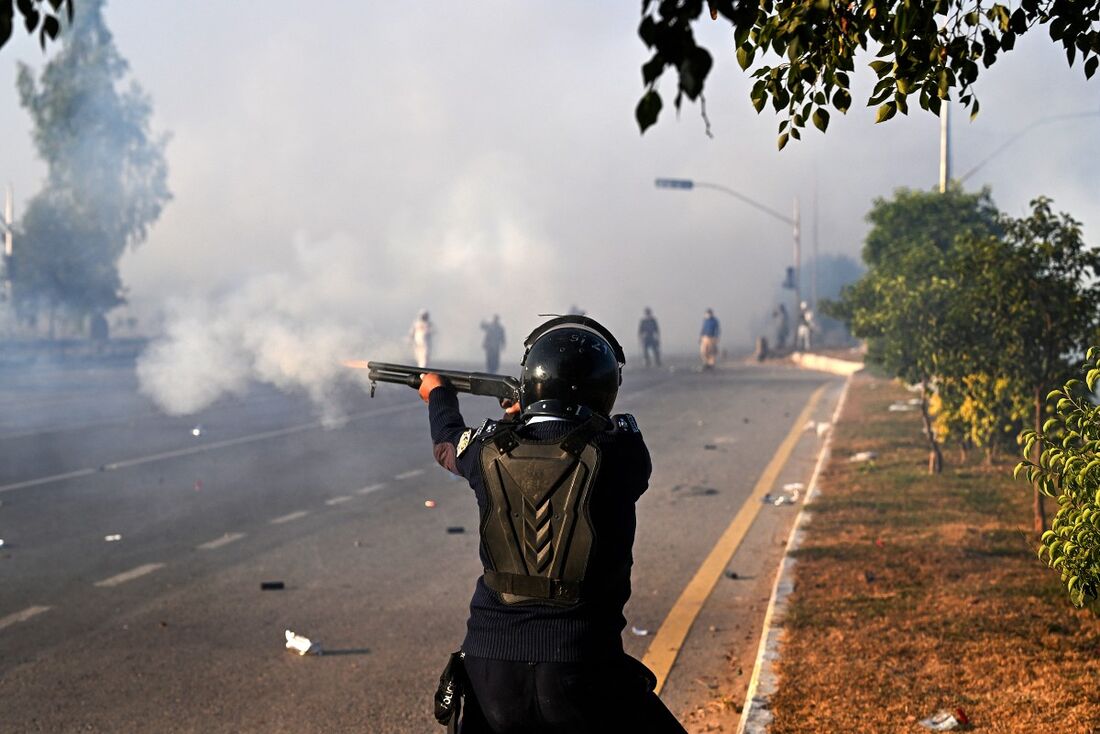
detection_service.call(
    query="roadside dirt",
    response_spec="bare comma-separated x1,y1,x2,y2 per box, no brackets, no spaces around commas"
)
768,372,1100,733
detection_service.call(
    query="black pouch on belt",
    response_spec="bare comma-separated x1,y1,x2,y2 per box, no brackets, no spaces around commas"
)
433,651,466,733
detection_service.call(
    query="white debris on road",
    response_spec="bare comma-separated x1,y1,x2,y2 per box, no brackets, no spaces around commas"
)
849,451,877,462
285,630,321,656
104,534,122,542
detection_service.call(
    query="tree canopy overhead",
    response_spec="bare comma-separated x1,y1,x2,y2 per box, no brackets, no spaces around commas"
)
637,0,1100,145
0,0,71,51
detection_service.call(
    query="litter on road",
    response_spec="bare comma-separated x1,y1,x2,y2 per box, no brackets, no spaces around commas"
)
816,421,831,437
888,402,916,412
285,630,321,656
630,626,649,636
260,581,285,591
849,451,878,462
0,539,5,548
918,709,969,731
703,444,717,450
446,526,466,534
191,425,202,437
104,534,122,542
424,500,436,508
782,482,804,491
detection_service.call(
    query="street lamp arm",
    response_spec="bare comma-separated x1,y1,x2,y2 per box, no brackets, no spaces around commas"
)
692,182,795,225
958,110,1100,184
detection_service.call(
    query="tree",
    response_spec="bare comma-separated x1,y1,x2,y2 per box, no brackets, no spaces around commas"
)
12,0,170,333
964,199,1100,532
1020,349,1100,614
637,0,1100,144
826,187,1003,473
829,246,957,473
0,0,70,51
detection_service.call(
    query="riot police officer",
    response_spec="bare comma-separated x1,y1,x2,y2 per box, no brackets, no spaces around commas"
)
419,315,686,733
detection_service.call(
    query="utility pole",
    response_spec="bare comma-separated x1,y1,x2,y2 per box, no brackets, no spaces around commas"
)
792,196,802,308
939,103,951,193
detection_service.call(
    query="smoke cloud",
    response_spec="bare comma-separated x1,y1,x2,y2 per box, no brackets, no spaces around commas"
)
136,232,393,419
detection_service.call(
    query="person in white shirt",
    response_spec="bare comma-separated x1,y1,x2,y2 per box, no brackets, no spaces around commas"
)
410,309,433,368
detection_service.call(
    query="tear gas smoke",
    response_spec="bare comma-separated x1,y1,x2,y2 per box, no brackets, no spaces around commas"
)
136,233,398,420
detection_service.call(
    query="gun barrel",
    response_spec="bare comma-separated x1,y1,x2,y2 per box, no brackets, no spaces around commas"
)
361,361,520,403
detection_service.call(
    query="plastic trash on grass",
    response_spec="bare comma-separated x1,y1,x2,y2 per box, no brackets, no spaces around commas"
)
918,709,970,731
849,451,878,463
285,629,321,656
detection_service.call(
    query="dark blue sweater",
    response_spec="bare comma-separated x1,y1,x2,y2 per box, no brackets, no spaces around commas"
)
428,387,651,662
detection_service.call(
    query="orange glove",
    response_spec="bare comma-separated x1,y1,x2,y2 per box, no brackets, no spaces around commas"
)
418,373,447,403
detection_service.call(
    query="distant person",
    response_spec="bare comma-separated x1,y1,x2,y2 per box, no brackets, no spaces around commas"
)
480,314,506,373
89,312,109,355
699,308,720,370
409,309,433,368
796,301,815,352
772,303,790,352
637,307,661,368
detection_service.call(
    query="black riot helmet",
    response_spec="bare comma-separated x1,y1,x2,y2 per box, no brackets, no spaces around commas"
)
519,315,626,419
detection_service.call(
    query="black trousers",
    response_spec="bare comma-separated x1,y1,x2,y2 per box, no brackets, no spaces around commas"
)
460,656,687,734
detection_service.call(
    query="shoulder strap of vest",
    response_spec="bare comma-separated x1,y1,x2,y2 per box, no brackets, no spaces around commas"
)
488,414,609,456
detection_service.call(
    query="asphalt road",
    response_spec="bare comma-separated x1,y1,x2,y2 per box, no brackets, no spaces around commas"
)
0,357,843,733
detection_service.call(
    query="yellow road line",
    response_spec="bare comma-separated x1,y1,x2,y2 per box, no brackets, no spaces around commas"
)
642,384,827,694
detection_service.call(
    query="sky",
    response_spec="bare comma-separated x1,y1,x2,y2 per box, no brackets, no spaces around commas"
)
1,1,1098,371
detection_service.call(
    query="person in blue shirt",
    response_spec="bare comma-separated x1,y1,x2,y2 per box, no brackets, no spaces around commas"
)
699,308,721,370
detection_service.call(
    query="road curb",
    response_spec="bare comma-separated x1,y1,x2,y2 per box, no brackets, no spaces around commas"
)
736,375,853,734
790,352,863,376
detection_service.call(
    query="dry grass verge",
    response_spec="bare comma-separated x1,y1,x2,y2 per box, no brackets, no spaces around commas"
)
770,372,1100,733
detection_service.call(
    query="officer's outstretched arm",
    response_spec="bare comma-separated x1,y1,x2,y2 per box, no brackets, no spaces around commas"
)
422,374,473,478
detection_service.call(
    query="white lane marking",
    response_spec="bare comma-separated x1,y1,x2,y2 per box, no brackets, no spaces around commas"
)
395,469,424,480
357,483,386,495
0,402,420,495
325,495,353,506
197,532,246,550
0,605,52,632
0,467,99,493
94,563,165,588
270,510,310,525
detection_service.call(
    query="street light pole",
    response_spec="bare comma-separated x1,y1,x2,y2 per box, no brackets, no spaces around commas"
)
654,177,802,305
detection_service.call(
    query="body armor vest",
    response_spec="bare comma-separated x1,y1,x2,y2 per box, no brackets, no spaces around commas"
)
477,416,607,606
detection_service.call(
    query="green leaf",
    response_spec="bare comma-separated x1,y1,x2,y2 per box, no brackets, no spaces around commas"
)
642,53,665,85
777,132,790,151
832,88,852,114
635,90,662,134
812,107,830,132
870,60,892,78
737,44,755,71
1086,56,1099,80
875,102,897,124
